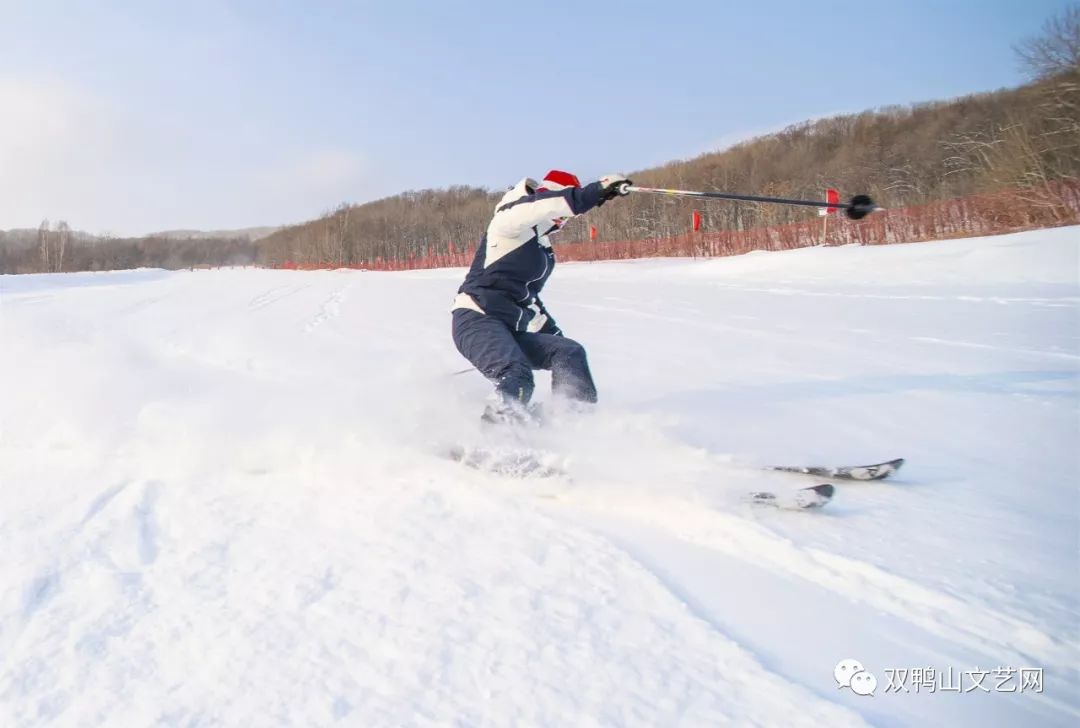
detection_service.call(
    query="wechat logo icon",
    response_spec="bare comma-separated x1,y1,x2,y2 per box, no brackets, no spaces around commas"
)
835,659,877,696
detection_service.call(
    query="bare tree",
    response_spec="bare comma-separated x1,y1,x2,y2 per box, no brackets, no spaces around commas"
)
38,219,50,273
55,220,70,272
1015,4,1080,80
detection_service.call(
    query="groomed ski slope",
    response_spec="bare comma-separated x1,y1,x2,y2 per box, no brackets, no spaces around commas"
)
2,226,1077,727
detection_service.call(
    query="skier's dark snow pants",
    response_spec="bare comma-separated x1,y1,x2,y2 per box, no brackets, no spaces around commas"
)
452,309,597,405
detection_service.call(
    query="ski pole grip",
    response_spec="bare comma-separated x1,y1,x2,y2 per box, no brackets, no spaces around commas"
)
615,182,632,196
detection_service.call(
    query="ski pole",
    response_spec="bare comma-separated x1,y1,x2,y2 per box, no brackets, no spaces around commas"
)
616,184,879,220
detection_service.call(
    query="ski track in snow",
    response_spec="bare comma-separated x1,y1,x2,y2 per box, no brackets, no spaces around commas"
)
546,487,1071,669
304,285,349,333
247,283,314,311
1,227,1078,726
908,336,1080,362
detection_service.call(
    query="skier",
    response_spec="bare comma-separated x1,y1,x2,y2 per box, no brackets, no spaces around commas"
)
452,170,632,424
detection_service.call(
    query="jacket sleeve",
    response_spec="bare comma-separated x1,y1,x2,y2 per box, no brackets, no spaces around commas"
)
487,182,605,241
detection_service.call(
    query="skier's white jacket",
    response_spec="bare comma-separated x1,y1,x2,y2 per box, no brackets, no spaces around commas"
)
453,178,605,333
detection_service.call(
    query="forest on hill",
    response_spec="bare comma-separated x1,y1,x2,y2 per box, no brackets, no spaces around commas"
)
257,60,1078,267
3,7,1077,274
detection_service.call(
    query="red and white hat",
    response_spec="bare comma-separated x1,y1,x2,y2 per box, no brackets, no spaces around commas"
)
536,170,581,192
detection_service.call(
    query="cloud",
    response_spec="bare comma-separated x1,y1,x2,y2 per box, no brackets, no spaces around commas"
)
250,148,370,218
0,75,378,235
295,149,365,188
0,78,81,165
0,76,122,229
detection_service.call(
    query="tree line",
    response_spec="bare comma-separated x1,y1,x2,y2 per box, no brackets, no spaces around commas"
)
259,80,1078,267
0,226,258,274
4,6,1077,274
258,8,1078,267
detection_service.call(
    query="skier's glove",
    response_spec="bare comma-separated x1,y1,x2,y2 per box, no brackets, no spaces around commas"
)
598,174,632,205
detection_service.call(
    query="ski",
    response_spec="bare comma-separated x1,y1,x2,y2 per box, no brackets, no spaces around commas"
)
446,444,566,479
747,483,835,510
767,458,904,481
445,446,837,510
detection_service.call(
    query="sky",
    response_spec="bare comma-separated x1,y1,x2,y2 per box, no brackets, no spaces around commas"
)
0,0,1073,236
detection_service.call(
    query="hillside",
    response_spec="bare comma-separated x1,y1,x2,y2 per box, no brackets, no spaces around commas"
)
148,226,282,242
257,69,1079,267
3,226,1077,725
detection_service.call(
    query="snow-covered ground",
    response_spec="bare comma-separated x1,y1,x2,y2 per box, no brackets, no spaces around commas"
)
2,226,1077,727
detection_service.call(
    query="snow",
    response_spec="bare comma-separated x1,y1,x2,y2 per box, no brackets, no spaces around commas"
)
2,225,1078,727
